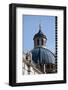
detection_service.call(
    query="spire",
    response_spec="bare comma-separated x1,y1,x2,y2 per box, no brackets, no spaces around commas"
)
39,24,41,32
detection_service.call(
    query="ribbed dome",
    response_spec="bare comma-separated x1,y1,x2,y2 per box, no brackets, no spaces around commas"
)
31,47,55,64
33,30,47,40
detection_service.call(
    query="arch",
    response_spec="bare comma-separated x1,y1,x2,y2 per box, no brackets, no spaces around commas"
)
42,39,44,45
37,39,39,45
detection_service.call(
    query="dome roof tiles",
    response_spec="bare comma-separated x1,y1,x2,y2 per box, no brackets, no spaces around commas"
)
31,47,55,64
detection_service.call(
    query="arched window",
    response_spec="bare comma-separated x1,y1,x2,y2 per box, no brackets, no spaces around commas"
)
37,39,39,45
26,56,28,59
42,39,44,45
51,65,53,69
46,64,50,69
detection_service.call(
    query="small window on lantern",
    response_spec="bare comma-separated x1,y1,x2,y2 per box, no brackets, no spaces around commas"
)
42,39,44,45
37,39,39,45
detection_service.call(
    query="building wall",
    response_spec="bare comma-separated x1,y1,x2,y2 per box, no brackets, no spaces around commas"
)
22,53,57,75
22,60,38,75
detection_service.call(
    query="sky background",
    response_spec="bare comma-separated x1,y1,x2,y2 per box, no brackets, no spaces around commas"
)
23,15,56,54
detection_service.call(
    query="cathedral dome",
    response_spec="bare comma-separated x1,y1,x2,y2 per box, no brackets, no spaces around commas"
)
31,47,55,64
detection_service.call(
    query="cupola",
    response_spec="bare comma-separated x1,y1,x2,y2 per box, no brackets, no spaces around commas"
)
33,24,47,48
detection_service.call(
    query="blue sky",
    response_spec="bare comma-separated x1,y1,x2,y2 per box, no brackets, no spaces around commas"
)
23,15,56,53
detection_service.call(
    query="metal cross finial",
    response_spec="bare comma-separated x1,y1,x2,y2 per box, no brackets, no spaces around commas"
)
39,23,41,31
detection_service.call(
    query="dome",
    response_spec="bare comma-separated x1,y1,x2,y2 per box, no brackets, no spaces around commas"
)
33,24,47,40
33,30,47,40
31,47,55,64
